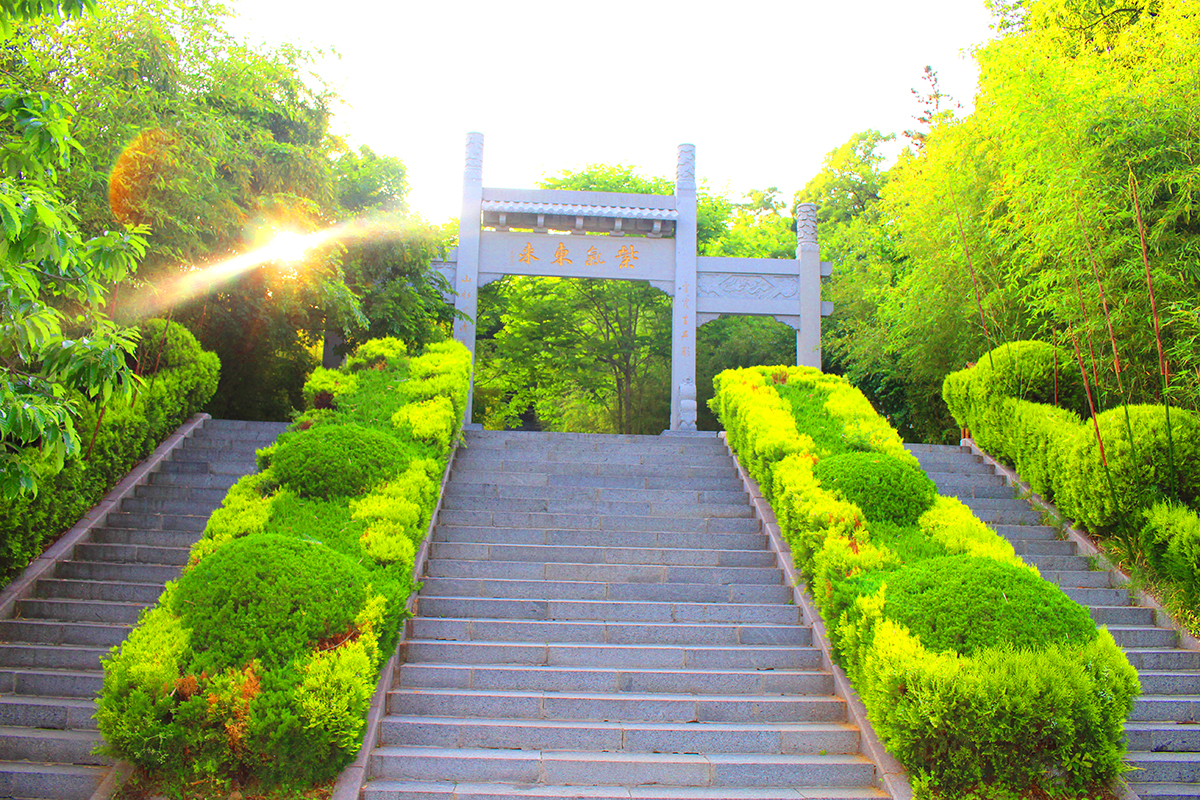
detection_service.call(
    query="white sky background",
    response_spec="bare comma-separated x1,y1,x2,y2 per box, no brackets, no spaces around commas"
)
226,0,998,224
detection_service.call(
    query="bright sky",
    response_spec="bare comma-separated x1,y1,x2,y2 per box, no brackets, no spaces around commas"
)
226,0,998,224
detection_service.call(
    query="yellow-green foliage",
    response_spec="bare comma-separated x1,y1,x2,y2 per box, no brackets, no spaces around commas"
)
713,363,1138,794
345,337,407,371
401,341,472,421
918,496,1033,572
189,471,278,565
392,395,457,450
294,592,386,751
1004,398,1083,500
351,459,440,565
302,367,360,407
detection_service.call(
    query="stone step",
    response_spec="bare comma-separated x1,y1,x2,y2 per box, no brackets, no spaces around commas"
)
380,716,861,755
905,443,969,454
1021,553,1094,572
197,418,290,434
1061,586,1131,606
402,641,824,670
990,523,1059,540
16,597,148,625
454,459,738,480
1126,782,1200,799
441,496,756,519
1041,569,1113,589
35,577,164,604
368,747,876,789
387,688,846,723
170,446,266,463
424,560,784,586
1126,650,1200,672
178,434,271,450
395,664,830,695
0,761,105,800
98,511,207,533
967,506,1044,526
88,527,200,549
444,484,749,506
908,455,991,473
1124,752,1200,784
428,542,774,568
146,471,240,490
71,542,191,566
923,471,1007,489
416,597,800,625
448,471,747,493
433,526,768,552
133,484,229,503
0,669,103,699
455,451,736,470
362,783,888,800
1139,671,1200,696
1126,721,1200,753
1110,627,1180,650
417,577,792,605
1008,539,1077,556
1089,605,1157,627
0,696,96,731
53,560,181,584
118,497,219,516
0,620,131,648
1131,696,1200,722
157,459,255,476
408,618,809,647
0,726,108,766
0,643,106,672
436,510,760,534
463,431,723,450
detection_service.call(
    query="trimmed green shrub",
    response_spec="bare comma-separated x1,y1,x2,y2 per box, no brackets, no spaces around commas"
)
272,424,408,498
0,319,219,583
345,337,407,371
1142,501,1200,597
174,535,369,674
918,495,1029,569
1058,405,1200,532
883,555,1097,656
814,452,936,526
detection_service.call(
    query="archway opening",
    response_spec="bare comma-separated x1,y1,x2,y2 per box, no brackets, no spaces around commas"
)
696,315,797,431
473,275,674,435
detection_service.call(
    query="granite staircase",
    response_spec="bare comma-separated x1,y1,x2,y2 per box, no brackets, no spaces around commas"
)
363,429,888,800
0,419,288,800
907,442,1200,800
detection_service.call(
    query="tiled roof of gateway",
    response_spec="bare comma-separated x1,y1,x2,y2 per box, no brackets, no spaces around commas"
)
480,199,679,220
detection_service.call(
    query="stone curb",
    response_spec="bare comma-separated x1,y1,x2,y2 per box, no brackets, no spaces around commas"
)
331,441,461,800
0,412,210,800
961,437,1199,800
0,412,210,621
719,433,913,800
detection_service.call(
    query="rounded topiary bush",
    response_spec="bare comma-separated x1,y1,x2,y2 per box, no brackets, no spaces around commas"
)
814,452,937,525
272,424,407,498
1058,405,1200,532
883,555,1097,656
173,534,370,673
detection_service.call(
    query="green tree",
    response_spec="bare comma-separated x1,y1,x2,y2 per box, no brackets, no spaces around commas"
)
0,5,148,496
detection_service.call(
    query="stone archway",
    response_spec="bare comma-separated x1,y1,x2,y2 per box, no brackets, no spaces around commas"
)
431,133,832,431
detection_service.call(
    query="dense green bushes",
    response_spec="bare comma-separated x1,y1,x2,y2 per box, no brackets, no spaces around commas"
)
98,337,472,789
0,319,219,582
814,452,936,526
712,364,1139,797
944,342,1200,612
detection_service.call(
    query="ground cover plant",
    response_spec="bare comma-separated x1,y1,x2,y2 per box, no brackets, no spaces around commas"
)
96,337,471,790
944,339,1200,636
711,364,1139,798
0,319,219,583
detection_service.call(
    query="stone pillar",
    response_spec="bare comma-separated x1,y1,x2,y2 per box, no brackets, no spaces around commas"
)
671,144,698,430
455,132,484,422
795,202,822,369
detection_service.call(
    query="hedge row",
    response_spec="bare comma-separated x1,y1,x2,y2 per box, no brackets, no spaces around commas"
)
711,364,1139,796
96,337,472,788
943,340,1200,597
0,319,219,583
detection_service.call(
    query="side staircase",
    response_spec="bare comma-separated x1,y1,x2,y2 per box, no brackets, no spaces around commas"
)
907,443,1200,800
362,429,889,800
0,419,288,800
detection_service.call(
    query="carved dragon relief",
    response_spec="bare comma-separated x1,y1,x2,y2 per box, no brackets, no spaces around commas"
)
697,273,800,300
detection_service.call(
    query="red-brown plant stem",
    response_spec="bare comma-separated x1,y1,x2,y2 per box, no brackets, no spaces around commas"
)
85,406,106,461
1130,169,1178,495
1067,256,1104,403
1072,329,1124,540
